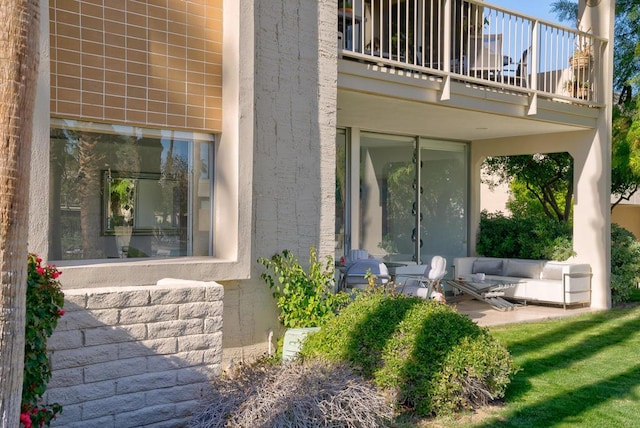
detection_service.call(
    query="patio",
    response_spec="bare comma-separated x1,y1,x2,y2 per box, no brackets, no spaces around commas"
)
453,297,600,327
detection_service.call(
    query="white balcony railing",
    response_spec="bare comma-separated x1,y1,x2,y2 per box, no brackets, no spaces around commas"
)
338,0,606,104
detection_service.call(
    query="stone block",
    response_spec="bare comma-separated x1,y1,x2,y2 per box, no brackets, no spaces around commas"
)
119,304,179,324
86,290,150,309
115,371,177,394
177,332,220,352
176,364,221,385
84,324,148,346
48,329,83,350
150,286,206,305
52,415,115,428
47,380,115,405
51,344,118,369
178,302,214,319
83,357,147,383
145,383,204,405
47,367,84,388
81,392,145,419
147,318,204,339
203,316,223,334
114,404,176,428
118,337,177,358
146,350,204,371
55,310,113,332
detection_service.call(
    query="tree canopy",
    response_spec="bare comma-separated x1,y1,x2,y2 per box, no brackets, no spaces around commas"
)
482,153,573,222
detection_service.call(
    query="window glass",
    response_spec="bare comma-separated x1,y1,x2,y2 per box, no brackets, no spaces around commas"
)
49,119,214,260
335,129,348,262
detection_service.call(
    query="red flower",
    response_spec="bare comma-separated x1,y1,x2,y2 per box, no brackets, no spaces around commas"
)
20,412,32,428
36,267,45,276
57,309,65,317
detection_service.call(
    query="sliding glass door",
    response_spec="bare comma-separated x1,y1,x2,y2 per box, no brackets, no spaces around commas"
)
337,130,467,267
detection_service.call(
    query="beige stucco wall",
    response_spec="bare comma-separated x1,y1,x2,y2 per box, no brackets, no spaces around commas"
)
32,0,338,368
612,205,640,239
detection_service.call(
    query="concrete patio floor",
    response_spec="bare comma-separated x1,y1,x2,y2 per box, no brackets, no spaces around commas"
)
450,297,600,327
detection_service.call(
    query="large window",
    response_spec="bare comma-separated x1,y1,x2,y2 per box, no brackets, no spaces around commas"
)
50,119,214,260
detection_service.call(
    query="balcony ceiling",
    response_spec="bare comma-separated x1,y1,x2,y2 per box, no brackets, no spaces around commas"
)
337,88,592,142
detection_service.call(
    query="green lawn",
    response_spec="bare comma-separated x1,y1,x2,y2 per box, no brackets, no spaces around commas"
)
451,302,640,427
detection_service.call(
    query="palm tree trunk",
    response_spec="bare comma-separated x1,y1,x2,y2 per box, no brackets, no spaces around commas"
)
0,0,40,425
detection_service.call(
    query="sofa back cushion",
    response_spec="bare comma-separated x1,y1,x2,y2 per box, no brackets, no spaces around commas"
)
504,259,542,279
472,258,503,275
541,262,565,280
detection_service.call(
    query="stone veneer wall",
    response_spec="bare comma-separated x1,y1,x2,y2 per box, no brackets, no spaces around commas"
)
46,279,223,428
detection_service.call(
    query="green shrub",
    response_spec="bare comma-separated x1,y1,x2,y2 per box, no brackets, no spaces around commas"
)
21,254,65,427
476,211,575,260
611,223,640,303
300,292,517,416
258,247,352,328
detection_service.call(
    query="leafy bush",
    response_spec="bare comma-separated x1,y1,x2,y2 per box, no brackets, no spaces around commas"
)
611,223,640,303
21,254,65,427
258,247,351,328
476,211,575,260
300,292,517,416
189,358,394,428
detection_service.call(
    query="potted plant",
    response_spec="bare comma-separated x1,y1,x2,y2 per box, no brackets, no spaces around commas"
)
570,42,592,69
564,79,590,99
576,80,590,99
338,1,352,14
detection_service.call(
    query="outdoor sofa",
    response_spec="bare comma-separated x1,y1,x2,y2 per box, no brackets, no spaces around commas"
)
453,257,592,308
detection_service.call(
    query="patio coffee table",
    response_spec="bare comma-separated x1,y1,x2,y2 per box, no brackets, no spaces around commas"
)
446,278,519,311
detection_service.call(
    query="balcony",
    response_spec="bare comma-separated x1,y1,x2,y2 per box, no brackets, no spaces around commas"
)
338,0,606,106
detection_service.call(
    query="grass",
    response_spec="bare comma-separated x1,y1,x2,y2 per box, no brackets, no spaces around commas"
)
425,296,640,427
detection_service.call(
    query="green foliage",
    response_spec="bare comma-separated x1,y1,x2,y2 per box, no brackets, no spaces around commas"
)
22,254,65,427
476,211,575,260
507,178,572,220
611,224,640,303
482,153,573,223
258,248,351,328
300,292,517,416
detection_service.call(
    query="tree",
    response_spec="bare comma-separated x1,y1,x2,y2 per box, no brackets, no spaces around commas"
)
482,153,573,222
0,0,40,425
611,96,640,209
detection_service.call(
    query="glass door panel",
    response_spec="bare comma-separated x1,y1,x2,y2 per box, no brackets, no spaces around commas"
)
359,134,416,262
419,139,468,268
335,129,349,262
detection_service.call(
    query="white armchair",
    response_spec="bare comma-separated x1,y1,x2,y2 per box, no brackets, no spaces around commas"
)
395,256,447,301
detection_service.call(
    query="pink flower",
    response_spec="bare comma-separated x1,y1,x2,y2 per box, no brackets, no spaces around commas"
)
36,267,45,276
57,309,65,317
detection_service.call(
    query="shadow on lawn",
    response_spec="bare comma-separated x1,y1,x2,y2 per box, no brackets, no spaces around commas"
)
499,309,630,359
479,307,640,426
477,363,640,427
